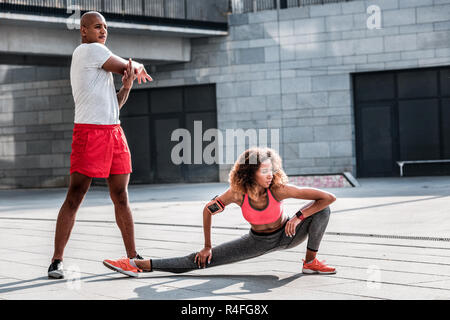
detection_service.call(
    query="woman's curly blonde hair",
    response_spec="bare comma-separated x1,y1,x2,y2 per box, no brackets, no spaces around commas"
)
228,147,288,198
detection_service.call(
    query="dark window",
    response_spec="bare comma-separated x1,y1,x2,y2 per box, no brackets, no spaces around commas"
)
353,66,450,177
120,84,218,184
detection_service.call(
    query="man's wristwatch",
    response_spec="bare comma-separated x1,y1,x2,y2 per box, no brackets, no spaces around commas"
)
295,209,305,221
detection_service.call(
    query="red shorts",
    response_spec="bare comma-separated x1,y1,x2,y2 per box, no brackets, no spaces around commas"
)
70,124,132,178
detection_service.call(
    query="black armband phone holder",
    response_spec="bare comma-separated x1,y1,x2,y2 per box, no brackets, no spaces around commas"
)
206,196,225,215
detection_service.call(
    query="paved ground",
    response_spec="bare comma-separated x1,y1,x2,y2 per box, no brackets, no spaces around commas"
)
0,176,449,300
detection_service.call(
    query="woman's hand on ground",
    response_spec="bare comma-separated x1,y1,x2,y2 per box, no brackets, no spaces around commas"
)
194,247,212,268
285,217,302,238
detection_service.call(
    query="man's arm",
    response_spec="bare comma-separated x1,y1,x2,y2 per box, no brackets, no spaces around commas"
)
102,54,152,83
116,58,135,110
117,86,131,110
102,54,136,75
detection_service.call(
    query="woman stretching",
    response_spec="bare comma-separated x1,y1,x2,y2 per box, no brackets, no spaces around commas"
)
103,147,337,277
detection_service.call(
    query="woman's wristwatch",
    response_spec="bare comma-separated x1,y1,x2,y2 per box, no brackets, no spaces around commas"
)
295,209,305,221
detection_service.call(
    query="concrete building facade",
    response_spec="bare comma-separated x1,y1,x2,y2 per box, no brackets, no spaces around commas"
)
147,0,450,181
1,0,450,188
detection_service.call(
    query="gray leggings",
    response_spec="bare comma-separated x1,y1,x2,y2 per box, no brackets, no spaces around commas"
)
151,206,331,273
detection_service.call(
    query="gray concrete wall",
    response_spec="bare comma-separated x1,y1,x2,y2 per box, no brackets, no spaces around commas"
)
142,0,450,181
0,19,192,64
0,65,74,188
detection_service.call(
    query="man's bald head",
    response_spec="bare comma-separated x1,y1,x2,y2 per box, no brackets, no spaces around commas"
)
80,11,106,28
80,11,108,44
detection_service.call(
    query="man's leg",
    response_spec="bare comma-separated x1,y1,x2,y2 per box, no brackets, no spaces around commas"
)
52,172,92,262
107,173,137,259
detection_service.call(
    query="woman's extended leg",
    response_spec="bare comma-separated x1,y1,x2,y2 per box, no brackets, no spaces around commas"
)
146,231,281,273
104,230,282,276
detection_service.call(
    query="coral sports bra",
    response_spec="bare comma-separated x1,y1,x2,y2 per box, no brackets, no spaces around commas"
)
241,189,283,225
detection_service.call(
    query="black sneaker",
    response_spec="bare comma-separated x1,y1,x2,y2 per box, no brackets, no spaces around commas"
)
48,259,64,279
134,254,144,260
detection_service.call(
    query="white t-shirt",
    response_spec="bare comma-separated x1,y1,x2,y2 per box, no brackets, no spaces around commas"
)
70,43,120,125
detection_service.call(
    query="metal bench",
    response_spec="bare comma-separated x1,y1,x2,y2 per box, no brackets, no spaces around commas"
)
396,160,450,177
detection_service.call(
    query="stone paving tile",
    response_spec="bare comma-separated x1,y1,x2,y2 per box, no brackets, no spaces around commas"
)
307,280,450,300
407,279,450,290
1,289,115,300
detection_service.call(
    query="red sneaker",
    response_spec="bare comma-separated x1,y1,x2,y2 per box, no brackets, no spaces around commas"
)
103,258,142,277
302,258,336,274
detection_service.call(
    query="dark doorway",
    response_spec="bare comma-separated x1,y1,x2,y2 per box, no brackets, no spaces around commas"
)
120,84,219,184
353,66,450,177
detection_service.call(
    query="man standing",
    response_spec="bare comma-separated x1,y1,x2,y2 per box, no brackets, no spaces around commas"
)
48,11,153,278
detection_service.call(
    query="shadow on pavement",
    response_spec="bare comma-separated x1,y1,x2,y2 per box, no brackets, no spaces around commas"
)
132,273,303,299
85,272,303,299
0,274,113,295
